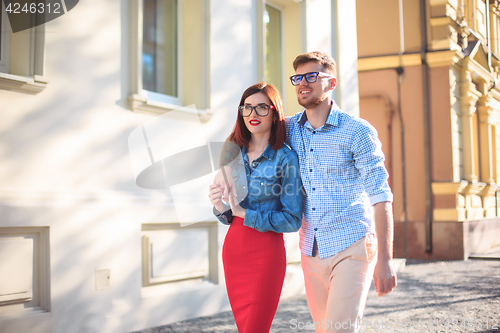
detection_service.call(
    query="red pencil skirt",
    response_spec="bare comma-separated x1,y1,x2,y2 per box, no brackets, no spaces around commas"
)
222,216,286,333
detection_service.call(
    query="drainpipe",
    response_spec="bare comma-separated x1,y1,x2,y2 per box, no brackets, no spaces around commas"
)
397,0,409,259
486,0,491,71
420,0,433,253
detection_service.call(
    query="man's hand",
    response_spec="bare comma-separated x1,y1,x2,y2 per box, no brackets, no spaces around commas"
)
373,258,397,297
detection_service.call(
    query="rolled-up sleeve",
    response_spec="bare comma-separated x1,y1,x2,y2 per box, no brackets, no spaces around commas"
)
352,121,393,205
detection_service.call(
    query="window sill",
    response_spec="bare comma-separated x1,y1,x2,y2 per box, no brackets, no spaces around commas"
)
128,93,211,118
0,73,48,94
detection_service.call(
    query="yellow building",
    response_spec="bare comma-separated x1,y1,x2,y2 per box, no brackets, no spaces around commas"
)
357,0,500,260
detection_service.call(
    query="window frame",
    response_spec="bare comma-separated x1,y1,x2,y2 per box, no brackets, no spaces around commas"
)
264,2,285,94
141,0,180,106
128,0,210,115
256,1,286,101
0,3,48,95
0,0,10,73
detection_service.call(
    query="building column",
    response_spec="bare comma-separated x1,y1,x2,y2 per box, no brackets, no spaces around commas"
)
477,94,495,184
459,70,481,182
477,94,499,217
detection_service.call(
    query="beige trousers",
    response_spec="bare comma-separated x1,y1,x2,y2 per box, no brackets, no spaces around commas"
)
301,234,378,333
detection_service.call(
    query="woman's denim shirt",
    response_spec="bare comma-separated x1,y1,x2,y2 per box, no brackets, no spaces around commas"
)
215,144,303,233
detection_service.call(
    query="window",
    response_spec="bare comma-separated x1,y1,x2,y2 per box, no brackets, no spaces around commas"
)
0,1,47,94
0,0,10,74
0,227,50,317
128,0,210,115
142,0,178,102
265,4,283,93
256,0,303,115
476,0,487,42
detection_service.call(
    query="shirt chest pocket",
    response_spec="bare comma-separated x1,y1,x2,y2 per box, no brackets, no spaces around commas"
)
249,177,281,201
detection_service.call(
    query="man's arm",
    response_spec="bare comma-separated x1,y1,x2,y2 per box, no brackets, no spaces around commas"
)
372,201,397,297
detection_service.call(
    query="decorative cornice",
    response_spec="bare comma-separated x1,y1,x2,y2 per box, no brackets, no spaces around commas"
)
460,182,488,195
479,183,499,197
357,54,421,72
432,181,469,195
427,50,464,68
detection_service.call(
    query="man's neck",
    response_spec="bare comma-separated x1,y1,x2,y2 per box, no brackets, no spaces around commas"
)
304,99,332,129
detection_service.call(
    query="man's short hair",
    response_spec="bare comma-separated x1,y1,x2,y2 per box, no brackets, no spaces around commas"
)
293,51,337,78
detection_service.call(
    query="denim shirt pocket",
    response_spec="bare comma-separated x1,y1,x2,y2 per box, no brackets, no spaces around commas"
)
252,176,281,205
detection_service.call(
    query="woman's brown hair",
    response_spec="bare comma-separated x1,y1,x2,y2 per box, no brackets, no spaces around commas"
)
229,83,286,151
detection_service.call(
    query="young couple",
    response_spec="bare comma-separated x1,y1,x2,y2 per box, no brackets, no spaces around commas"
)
208,51,397,333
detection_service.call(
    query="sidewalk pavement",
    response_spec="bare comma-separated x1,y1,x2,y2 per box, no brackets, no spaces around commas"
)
134,256,500,333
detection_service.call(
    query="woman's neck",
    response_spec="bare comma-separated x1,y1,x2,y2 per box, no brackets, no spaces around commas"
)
248,132,270,156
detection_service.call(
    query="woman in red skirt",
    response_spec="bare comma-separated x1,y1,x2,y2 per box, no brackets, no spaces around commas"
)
209,83,303,333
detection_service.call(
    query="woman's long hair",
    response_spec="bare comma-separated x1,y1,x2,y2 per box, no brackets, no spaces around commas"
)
229,83,286,151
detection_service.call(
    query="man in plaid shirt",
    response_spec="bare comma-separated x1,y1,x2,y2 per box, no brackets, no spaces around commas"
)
286,52,396,333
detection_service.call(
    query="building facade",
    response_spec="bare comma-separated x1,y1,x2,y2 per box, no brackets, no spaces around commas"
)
357,0,500,260
0,0,360,332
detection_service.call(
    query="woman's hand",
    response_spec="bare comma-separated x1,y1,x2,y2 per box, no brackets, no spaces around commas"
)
228,192,246,219
213,166,234,202
208,184,224,213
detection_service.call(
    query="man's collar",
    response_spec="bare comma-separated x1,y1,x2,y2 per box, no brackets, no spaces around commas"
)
295,101,340,128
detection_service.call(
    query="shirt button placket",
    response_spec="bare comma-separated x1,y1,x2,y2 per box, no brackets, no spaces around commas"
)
309,130,317,216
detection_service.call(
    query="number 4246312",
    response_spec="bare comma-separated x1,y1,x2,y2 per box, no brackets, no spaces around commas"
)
5,2,62,14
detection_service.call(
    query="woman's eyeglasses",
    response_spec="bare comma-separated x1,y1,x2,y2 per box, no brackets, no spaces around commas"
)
238,104,275,117
289,72,334,86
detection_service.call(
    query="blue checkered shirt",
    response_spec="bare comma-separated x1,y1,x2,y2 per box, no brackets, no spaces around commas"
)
285,102,393,259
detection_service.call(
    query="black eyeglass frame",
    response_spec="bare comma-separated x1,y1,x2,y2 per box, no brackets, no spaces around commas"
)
289,71,334,86
238,104,276,117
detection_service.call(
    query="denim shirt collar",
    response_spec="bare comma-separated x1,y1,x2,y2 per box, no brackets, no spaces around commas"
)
295,101,340,129
241,144,276,163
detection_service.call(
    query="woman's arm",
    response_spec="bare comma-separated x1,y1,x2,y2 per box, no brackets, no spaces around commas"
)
209,184,233,225
241,153,303,233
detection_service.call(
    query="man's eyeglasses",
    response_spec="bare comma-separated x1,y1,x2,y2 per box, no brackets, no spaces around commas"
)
289,72,334,86
238,104,275,117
